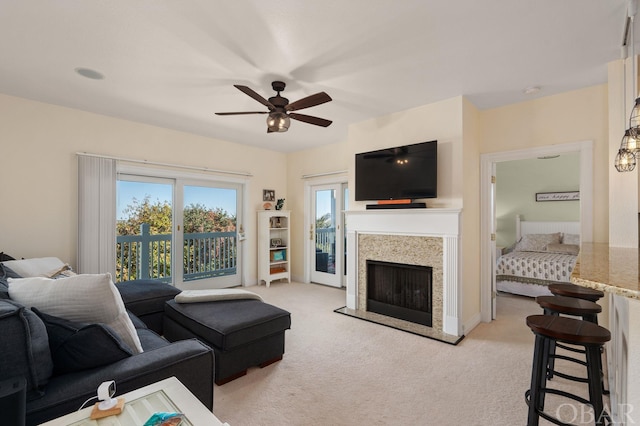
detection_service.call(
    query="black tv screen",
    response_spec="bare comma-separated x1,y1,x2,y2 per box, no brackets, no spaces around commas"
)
355,140,437,201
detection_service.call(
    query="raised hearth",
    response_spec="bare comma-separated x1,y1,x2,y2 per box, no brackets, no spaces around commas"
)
345,209,462,339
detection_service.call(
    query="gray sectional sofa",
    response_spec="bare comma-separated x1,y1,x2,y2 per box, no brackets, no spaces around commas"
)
0,270,215,426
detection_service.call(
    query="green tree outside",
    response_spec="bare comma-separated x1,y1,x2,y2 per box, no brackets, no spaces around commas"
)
116,197,236,282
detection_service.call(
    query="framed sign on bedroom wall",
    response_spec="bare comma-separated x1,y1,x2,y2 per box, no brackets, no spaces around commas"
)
535,191,580,202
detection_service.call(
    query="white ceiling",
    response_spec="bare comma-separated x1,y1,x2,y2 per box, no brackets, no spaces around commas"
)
0,0,631,152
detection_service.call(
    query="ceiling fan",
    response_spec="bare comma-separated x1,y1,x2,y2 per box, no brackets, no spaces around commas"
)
215,81,332,133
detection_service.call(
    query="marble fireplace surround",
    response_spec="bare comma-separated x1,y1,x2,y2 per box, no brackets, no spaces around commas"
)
345,209,462,339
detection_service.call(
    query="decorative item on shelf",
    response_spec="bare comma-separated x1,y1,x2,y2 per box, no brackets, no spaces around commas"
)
275,198,285,210
271,238,283,247
263,202,273,210
270,217,282,228
270,249,286,262
263,189,275,202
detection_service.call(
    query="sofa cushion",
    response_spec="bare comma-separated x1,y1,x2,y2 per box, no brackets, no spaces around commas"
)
1,257,66,278
32,308,133,375
8,273,143,354
0,300,53,400
116,280,181,315
0,264,21,300
0,252,16,262
164,299,291,350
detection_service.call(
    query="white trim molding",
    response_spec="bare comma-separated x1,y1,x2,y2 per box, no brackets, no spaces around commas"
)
345,208,463,336
479,140,594,323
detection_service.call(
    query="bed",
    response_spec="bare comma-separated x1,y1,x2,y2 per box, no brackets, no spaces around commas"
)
495,215,580,298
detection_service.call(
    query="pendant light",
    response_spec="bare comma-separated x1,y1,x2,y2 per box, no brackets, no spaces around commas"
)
615,148,637,171
616,0,639,172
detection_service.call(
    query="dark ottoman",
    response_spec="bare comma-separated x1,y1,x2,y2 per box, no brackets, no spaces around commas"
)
163,299,291,385
116,280,181,334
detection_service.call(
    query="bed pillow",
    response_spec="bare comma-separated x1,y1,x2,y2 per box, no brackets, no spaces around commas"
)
546,243,580,255
32,308,133,374
8,273,143,354
1,257,66,278
562,233,580,245
514,233,561,252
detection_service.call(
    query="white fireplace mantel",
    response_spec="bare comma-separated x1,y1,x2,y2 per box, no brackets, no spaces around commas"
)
345,208,462,336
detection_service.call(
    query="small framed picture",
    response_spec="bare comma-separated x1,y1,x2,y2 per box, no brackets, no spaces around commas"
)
271,238,283,247
263,189,275,202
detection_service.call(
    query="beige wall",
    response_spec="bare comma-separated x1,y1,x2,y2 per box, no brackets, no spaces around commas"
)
347,96,465,210
480,84,609,243
1,82,610,330
289,86,609,330
461,98,481,330
496,153,581,247
286,141,350,281
0,93,287,285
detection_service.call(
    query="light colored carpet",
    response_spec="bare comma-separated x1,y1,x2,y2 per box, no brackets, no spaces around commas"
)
212,282,607,425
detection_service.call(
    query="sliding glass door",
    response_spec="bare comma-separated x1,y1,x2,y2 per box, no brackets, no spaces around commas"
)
116,175,242,288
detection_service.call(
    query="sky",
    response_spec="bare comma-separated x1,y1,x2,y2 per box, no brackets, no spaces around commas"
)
117,180,237,220
117,180,347,221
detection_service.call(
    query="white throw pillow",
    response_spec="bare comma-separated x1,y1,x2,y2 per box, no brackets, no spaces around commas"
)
2,257,66,277
8,273,143,353
514,233,561,252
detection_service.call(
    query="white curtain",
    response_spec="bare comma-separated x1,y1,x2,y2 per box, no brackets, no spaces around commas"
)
77,155,116,275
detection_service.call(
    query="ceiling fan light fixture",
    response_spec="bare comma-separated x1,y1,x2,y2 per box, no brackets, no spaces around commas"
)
266,111,290,133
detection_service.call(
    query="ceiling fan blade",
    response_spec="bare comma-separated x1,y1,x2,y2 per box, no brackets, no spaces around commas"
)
234,85,275,110
285,92,332,111
215,111,268,115
289,112,332,127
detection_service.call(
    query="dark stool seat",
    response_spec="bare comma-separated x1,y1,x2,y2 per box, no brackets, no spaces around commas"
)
163,298,291,385
536,295,601,323
525,315,610,426
548,283,604,302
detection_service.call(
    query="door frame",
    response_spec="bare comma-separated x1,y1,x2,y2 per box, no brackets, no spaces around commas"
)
303,173,348,285
479,140,593,322
117,164,250,289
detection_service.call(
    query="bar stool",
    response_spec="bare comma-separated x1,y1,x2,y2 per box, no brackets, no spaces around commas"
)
548,283,604,303
536,295,607,395
525,315,610,426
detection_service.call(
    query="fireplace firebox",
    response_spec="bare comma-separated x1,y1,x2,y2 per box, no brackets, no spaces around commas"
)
366,260,432,327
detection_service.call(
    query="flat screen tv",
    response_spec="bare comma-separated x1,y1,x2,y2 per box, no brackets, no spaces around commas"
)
355,140,437,201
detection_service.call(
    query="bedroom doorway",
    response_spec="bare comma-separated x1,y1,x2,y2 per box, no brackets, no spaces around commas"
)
479,141,593,321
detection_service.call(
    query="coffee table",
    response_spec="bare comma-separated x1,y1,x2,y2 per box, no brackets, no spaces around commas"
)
40,376,228,426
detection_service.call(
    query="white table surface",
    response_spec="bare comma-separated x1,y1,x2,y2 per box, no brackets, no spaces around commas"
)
40,377,228,426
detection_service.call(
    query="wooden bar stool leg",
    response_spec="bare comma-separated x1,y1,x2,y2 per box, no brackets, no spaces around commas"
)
586,345,607,426
543,308,559,379
527,333,546,426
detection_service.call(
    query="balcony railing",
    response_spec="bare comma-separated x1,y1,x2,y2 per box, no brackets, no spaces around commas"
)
316,227,335,254
116,224,237,283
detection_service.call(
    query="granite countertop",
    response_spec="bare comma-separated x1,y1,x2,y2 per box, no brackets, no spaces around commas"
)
571,242,640,299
